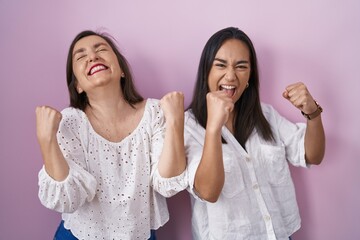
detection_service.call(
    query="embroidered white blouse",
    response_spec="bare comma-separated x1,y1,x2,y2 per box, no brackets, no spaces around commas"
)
185,103,308,240
38,98,187,240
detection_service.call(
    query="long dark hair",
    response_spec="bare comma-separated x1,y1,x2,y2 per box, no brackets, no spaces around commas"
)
188,27,274,148
66,30,143,110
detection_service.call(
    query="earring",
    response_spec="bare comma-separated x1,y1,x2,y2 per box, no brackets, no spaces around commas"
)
246,82,249,88
121,73,125,78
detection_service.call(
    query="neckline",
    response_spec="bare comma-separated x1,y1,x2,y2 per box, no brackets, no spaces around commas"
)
83,99,149,145
221,126,249,156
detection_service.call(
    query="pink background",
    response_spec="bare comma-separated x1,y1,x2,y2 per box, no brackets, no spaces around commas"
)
1,1,359,239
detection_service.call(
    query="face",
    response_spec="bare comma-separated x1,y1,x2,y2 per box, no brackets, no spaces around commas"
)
208,39,251,103
72,35,122,93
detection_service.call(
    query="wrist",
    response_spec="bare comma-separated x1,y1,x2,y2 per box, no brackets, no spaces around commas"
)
301,100,323,120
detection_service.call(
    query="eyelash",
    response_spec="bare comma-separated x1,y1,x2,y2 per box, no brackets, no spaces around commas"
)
75,48,107,61
214,63,247,69
77,55,86,61
237,65,247,69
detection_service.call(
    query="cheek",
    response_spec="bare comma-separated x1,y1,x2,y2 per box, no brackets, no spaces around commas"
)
233,88,246,103
111,61,121,76
113,64,121,77
207,79,217,92
72,63,85,79
237,71,250,81
207,73,220,92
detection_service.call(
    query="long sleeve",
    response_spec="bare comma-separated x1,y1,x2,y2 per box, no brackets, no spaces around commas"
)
38,108,97,213
183,111,208,201
262,103,308,168
38,163,97,213
148,99,188,197
151,168,187,197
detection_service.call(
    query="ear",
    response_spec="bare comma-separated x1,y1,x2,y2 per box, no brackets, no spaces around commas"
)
77,87,84,94
75,80,84,94
76,83,84,94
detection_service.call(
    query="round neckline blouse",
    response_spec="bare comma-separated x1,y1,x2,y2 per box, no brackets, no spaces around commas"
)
38,98,174,240
82,100,148,145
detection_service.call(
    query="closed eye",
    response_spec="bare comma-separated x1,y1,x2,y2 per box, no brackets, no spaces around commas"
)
76,55,86,61
213,58,228,68
236,65,248,69
215,63,226,68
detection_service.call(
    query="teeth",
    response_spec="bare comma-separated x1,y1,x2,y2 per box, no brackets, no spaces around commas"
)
90,65,106,75
221,85,235,90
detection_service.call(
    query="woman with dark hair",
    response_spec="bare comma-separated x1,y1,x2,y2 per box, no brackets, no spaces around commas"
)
185,27,325,239
36,30,187,240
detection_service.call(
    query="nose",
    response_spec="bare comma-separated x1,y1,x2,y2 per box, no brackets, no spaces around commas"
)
88,51,99,62
224,68,236,81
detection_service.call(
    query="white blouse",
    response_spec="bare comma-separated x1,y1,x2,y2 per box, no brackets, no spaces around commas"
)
38,98,187,240
185,103,308,240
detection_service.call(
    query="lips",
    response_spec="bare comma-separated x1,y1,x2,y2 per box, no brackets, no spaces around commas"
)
220,85,236,97
88,64,108,76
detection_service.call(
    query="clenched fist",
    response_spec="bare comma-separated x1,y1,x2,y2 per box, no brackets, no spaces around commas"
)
206,91,234,131
35,106,62,143
160,91,184,124
282,82,318,114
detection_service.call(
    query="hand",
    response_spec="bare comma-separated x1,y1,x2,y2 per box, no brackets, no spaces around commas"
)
35,106,62,143
160,91,184,124
206,91,234,131
282,82,317,114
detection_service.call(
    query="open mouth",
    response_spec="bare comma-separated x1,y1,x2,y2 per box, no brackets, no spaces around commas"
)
220,85,236,97
88,64,108,76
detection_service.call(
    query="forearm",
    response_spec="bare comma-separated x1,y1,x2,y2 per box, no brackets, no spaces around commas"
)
194,129,224,202
38,163,97,213
158,119,186,178
304,115,325,165
39,137,69,181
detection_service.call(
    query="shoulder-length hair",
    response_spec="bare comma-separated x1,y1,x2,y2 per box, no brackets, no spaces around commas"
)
188,27,274,148
66,30,143,111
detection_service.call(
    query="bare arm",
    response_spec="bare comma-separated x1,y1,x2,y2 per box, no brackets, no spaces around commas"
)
194,91,234,202
157,92,186,177
36,106,69,180
304,114,325,164
283,82,325,165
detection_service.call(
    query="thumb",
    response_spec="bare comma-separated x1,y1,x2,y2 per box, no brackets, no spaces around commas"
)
282,91,289,99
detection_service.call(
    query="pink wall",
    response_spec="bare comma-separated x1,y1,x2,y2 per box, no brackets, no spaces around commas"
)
1,1,359,239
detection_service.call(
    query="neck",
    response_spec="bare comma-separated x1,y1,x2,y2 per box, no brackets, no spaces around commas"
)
86,88,132,121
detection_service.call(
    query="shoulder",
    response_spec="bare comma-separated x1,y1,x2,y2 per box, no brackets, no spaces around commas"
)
184,110,200,130
144,98,162,115
142,99,164,127
61,107,84,118
184,109,195,123
59,107,87,128
145,98,160,108
260,102,278,118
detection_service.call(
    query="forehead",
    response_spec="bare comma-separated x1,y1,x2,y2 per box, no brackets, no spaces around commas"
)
215,39,250,59
73,35,109,52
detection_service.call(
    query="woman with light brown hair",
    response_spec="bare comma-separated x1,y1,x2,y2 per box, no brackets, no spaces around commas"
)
36,30,187,240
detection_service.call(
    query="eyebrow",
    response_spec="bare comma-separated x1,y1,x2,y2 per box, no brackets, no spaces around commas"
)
72,42,109,57
214,58,249,65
